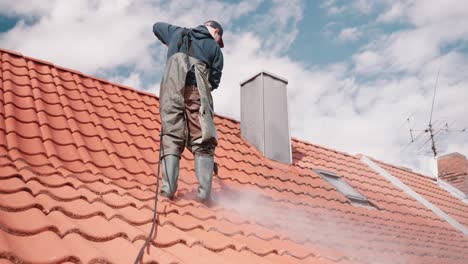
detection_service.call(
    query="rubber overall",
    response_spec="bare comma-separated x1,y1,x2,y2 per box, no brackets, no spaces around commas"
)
159,33,217,201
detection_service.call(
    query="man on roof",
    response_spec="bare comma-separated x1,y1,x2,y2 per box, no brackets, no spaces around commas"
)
152,20,224,204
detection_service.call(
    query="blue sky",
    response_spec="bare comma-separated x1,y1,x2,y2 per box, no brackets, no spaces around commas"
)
289,1,365,65
0,0,467,176
0,16,17,31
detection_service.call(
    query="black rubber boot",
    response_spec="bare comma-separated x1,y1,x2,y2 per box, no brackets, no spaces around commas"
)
195,154,214,203
160,155,180,200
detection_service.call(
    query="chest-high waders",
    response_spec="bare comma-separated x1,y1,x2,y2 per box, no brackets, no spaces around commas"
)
157,29,218,202
135,29,218,263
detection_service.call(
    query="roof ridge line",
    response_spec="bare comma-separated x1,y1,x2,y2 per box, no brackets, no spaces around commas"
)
291,136,355,158
369,156,435,180
1,47,248,127
0,47,23,57
214,112,240,124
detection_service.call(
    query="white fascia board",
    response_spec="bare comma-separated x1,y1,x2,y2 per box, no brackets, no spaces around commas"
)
361,156,468,236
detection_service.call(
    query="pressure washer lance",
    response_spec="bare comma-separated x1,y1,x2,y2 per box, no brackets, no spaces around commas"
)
134,133,164,264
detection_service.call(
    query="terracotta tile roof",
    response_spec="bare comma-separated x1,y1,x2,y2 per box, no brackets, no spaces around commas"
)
0,48,467,264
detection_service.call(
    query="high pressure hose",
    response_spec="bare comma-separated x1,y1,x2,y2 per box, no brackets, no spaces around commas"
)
134,132,164,264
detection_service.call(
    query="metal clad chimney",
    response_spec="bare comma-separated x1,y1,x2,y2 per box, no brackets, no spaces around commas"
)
240,71,292,164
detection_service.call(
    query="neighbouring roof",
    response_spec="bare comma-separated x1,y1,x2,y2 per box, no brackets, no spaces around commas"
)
0,48,467,264
373,159,468,228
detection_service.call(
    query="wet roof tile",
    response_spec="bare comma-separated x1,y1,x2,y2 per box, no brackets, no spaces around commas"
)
1,48,467,264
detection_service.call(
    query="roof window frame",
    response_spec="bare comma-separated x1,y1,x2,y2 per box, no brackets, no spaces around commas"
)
314,169,376,208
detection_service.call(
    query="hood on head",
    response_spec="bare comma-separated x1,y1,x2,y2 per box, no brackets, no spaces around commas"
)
190,25,212,40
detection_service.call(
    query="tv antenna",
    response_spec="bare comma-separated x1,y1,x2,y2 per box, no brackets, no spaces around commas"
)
402,57,467,157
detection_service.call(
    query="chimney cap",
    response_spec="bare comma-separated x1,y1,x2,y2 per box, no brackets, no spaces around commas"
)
240,70,288,86
438,152,466,160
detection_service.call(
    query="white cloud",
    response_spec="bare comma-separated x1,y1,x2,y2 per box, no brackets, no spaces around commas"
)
320,0,346,15
377,1,404,23
355,0,468,75
352,50,384,74
406,0,468,27
353,0,374,14
320,0,336,9
1,0,467,178
327,6,346,15
0,0,58,17
321,0,373,16
0,0,161,74
338,27,362,41
247,0,303,54
110,72,142,89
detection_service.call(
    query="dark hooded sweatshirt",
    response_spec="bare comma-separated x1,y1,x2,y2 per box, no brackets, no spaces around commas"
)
153,22,224,90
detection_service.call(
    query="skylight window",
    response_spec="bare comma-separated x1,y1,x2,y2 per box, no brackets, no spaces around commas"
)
315,169,374,208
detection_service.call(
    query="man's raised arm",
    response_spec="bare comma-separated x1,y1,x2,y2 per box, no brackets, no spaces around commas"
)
153,22,181,46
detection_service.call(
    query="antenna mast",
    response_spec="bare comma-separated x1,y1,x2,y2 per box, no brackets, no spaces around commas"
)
400,57,467,159
427,58,442,157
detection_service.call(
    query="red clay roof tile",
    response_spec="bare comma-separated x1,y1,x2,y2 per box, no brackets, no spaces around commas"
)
1,48,468,264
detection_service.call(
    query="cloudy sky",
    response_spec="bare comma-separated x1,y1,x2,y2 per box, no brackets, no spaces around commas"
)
1,0,467,176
